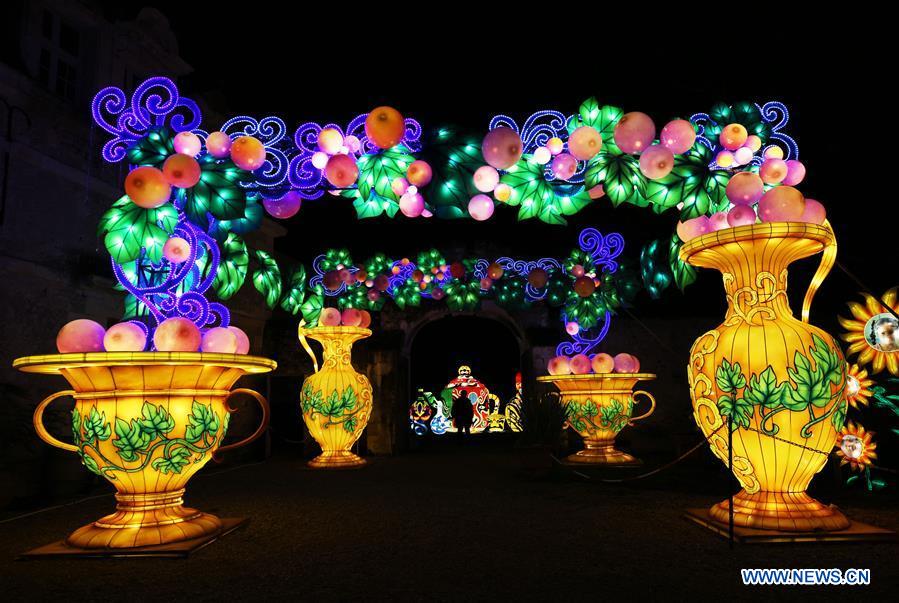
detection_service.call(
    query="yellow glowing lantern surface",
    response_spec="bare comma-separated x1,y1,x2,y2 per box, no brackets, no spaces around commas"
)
680,221,850,532
537,373,656,464
13,352,275,548
298,326,373,468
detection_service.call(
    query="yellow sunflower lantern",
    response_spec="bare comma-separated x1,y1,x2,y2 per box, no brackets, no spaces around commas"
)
845,364,874,409
839,287,899,375
835,422,877,472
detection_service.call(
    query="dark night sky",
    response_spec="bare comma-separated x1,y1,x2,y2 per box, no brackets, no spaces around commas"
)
95,6,893,331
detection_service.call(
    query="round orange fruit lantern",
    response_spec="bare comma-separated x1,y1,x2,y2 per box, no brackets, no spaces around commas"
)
680,221,850,532
230,135,266,171
364,106,405,149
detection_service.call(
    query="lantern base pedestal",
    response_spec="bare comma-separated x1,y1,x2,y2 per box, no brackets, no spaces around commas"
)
708,490,850,532
308,450,367,469
684,508,895,543
63,489,222,549
565,440,641,466
19,517,247,559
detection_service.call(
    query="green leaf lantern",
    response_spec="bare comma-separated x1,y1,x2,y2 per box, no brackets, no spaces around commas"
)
213,233,249,300
126,127,174,168
668,233,698,291
320,248,354,272
640,240,673,299
423,129,483,219
280,264,307,315
184,155,249,230
393,279,422,310
354,145,415,218
252,250,282,309
99,196,178,264
300,285,325,326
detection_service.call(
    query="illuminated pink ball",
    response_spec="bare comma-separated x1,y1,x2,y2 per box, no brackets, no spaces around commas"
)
400,192,425,218
311,151,329,170
547,356,571,376
263,191,302,219
154,317,201,352
493,183,512,202
570,354,592,374
358,310,372,329
341,308,363,327
759,158,788,184
727,205,757,227
725,172,764,206
782,160,806,186
56,319,106,353
568,126,602,161
571,264,585,277
676,216,711,242
318,307,342,327
391,177,410,196
325,154,358,188
659,119,696,154
799,198,827,224
468,194,495,221
758,186,805,222
173,131,201,157
733,147,754,165
228,326,250,354
473,165,500,192
533,147,552,165
565,321,580,336
481,127,523,170
317,128,344,154
613,353,640,373
551,153,578,181
344,135,361,153
763,146,784,160
613,111,655,154
709,211,730,231
406,160,432,187
163,237,191,263
716,151,734,168
745,135,762,152
592,353,614,374
480,277,493,290
103,322,147,352
546,137,564,155
205,131,232,158
638,144,674,180
201,327,238,353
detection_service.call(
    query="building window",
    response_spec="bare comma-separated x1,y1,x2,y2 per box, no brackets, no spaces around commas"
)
36,9,80,102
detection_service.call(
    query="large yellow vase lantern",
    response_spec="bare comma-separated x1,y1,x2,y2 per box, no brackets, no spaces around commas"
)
298,326,373,468
13,352,275,548
680,222,850,532
538,373,656,464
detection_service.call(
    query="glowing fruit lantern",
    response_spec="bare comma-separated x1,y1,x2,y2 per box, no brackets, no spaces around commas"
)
551,153,577,181
716,150,734,168
317,128,344,154
323,270,343,292
719,123,748,150
481,127,523,170
201,326,238,353
659,119,696,154
153,317,201,352
709,211,730,231
574,276,595,297
205,131,232,158
125,166,171,208
230,136,266,171
547,356,571,376
473,165,500,192
103,322,147,352
400,191,425,218
391,177,410,196
319,307,342,326
344,135,361,153
527,267,548,289
173,131,201,157
759,158,788,184
358,310,372,329
487,262,504,280
56,319,106,353
228,326,251,354
493,183,512,202
163,236,191,263
324,154,358,187
745,135,762,152
733,147,754,166
365,106,405,149
406,160,432,187
676,216,711,242
570,354,592,374
449,262,465,279
680,220,849,531
162,153,201,188
783,159,806,186
726,172,764,206
592,353,614,374
565,322,579,335
311,151,329,169
763,145,784,160
758,185,805,222
468,194,495,221
533,146,552,165
800,198,827,224
613,353,640,373
480,277,493,290
613,111,655,154
568,126,602,160
341,308,362,327
263,191,302,219
546,137,564,155
727,205,757,227
638,144,674,180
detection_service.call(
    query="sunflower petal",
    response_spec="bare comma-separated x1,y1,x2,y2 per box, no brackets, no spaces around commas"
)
848,301,872,321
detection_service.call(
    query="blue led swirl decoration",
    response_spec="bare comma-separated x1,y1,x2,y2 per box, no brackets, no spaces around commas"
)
220,115,290,191
490,109,586,184
690,100,799,165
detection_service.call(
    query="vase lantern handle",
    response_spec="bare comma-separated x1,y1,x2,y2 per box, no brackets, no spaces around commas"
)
214,388,271,460
801,220,838,323
629,390,656,423
33,390,79,453
297,319,320,373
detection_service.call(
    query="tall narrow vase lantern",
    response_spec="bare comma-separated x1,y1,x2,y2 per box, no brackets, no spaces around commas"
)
680,222,850,532
298,326,374,468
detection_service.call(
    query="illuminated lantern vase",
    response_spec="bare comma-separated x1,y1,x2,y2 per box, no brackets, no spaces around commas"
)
13,352,275,548
298,326,373,468
537,373,656,464
680,222,850,532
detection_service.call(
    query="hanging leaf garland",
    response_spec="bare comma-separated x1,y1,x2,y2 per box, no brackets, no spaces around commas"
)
251,250,282,309
422,128,483,220
353,145,415,218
